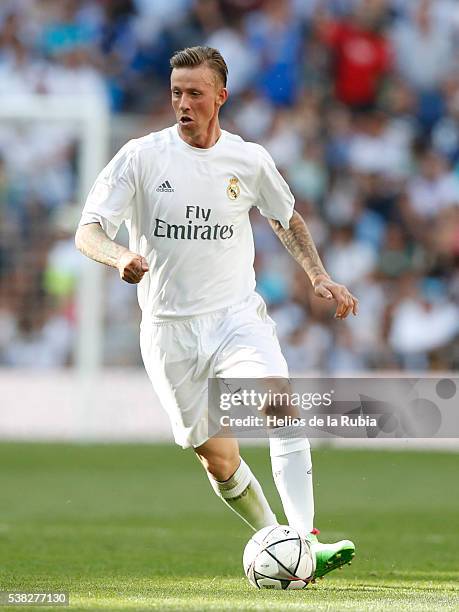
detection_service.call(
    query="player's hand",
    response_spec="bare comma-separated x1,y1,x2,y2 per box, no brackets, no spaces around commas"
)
117,251,149,284
313,274,359,320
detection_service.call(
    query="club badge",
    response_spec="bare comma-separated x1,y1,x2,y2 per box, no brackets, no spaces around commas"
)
226,177,240,200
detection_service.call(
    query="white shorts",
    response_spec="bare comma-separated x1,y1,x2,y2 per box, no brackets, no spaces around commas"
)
140,293,289,449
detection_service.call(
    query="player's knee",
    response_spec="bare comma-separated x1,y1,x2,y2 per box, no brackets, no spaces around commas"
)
197,452,240,482
259,378,299,419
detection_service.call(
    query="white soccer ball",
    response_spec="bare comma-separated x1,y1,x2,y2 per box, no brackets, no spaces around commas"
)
243,525,315,590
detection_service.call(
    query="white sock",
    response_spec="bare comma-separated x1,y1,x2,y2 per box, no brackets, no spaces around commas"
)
207,458,277,531
270,426,314,538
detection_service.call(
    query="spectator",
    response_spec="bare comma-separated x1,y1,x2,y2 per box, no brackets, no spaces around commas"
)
348,110,411,178
286,140,328,205
392,0,454,92
232,90,275,140
245,0,306,106
406,149,459,220
323,225,377,288
392,0,454,130
206,17,258,96
388,274,459,369
41,0,96,57
318,0,392,110
432,76,459,164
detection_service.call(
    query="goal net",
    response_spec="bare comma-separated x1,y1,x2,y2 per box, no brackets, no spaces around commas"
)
0,94,109,374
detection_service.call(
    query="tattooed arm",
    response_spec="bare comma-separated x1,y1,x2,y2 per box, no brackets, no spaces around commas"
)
75,222,148,284
268,210,329,284
268,210,358,319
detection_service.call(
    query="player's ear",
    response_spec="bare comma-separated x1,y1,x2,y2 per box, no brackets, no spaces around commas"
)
217,87,228,108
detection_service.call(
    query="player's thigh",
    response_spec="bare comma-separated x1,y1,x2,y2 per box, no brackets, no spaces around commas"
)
140,321,210,448
214,295,289,379
214,295,299,418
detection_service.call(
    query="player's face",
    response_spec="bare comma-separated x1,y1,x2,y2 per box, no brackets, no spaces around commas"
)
171,65,227,141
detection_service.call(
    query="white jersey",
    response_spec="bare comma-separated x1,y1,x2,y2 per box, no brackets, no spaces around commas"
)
80,124,294,319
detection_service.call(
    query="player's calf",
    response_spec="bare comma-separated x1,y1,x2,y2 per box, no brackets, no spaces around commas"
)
195,437,277,531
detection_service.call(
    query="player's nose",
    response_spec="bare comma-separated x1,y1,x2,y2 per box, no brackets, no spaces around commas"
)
178,94,191,111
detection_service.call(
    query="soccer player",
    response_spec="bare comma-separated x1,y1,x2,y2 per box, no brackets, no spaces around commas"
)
75,46,358,581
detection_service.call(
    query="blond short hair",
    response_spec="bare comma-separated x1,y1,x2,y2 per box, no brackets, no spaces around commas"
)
170,46,228,87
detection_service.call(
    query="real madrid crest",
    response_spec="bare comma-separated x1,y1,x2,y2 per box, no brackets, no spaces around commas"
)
226,176,240,200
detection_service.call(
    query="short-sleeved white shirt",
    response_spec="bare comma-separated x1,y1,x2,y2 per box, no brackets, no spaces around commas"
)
80,124,294,318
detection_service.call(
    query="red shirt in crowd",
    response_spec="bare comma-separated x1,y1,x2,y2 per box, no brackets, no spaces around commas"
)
323,20,392,107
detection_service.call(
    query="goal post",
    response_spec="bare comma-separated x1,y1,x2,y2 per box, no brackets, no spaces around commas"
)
0,94,110,374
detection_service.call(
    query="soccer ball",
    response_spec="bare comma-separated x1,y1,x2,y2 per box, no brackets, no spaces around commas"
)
243,525,315,589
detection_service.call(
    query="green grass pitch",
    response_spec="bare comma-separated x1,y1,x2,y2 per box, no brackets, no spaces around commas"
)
0,443,457,611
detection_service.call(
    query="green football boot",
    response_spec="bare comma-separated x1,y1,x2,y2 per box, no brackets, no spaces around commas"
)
305,529,355,582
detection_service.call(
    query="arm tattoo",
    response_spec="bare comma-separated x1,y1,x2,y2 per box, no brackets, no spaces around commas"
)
75,223,128,268
268,210,329,284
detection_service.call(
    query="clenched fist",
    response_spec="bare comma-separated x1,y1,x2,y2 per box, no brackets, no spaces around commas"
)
117,251,149,284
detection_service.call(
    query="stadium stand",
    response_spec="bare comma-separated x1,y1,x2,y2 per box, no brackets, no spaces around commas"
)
0,0,458,371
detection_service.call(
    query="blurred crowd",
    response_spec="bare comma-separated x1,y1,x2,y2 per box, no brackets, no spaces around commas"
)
0,0,458,371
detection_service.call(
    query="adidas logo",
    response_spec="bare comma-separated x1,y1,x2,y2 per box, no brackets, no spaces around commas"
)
156,180,174,192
